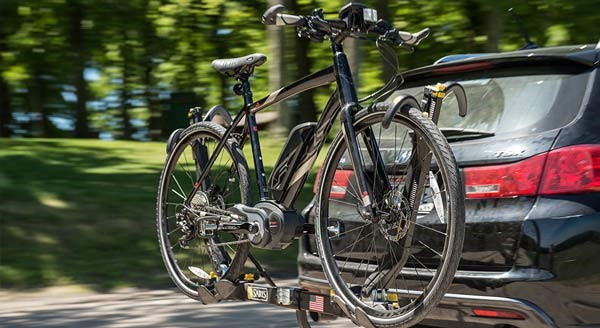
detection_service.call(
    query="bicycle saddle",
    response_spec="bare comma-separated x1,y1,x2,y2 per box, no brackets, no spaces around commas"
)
211,53,267,77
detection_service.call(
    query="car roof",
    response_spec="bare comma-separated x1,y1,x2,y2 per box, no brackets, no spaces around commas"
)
402,44,599,79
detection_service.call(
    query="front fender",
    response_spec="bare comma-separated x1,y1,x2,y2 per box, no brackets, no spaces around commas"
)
166,128,185,154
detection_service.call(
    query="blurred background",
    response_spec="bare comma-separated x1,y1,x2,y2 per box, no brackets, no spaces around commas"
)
1,0,599,292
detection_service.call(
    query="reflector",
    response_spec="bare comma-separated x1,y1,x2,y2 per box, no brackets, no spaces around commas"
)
472,308,525,320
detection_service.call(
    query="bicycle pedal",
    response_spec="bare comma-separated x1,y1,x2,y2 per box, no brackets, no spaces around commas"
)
188,266,212,280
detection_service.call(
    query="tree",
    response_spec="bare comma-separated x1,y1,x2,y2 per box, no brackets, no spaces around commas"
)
0,1,21,137
140,1,162,140
267,0,290,133
0,0,597,139
289,0,318,124
11,1,67,137
66,0,91,138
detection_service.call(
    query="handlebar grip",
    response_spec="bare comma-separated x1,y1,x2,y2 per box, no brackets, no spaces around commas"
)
276,14,306,26
262,4,285,25
396,28,430,46
262,5,305,26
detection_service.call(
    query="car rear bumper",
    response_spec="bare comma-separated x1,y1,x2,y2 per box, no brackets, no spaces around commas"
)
299,196,600,326
298,261,556,328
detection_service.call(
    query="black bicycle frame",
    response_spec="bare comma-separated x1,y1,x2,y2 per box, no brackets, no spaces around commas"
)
185,39,390,211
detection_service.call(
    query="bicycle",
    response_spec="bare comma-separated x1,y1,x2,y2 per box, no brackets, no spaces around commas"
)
157,3,466,327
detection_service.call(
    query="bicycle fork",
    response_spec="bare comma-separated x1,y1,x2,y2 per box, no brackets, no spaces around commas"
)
332,42,391,217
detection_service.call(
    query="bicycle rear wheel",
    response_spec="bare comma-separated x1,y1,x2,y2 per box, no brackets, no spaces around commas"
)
315,107,464,327
157,122,251,300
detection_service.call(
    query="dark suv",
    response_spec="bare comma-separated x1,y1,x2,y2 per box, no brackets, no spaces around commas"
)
298,44,600,327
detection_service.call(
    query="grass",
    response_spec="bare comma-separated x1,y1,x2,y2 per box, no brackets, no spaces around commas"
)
0,135,328,291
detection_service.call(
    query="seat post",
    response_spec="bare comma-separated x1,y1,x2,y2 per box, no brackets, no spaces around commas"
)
235,74,254,106
237,75,269,200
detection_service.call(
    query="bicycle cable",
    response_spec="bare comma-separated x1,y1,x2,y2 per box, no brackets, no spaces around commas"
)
358,38,405,105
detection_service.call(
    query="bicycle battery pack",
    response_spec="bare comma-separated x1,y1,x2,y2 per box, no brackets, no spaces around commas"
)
268,122,317,201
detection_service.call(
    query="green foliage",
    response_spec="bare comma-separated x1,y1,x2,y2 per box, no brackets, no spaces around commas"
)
0,0,599,138
0,137,319,289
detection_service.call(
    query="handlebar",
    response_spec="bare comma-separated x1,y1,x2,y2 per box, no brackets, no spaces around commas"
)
395,28,430,46
262,5,306,26
261,4,429,48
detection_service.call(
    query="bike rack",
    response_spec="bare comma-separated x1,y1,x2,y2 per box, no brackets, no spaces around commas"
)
191,275,350,328
196,277,390,328
242,282,344,328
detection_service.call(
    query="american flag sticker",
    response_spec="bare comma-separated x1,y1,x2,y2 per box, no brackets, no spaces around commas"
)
308,295,324,313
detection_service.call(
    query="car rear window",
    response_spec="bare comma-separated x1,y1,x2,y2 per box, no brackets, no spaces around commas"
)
390,68,590,136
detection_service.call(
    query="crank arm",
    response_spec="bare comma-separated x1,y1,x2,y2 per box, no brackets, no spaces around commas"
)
188,205,245,222
218,222,258,234
199,221,257,238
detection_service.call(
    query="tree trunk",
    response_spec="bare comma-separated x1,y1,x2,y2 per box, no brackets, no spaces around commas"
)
375,0,395,81
120,45,133,140
483,6,502,52
214,4,228,106
0,30,11,137
345,1,361,91
294,37,317,123
268,0,289,133
463,1,502,53
141,2,161,141
288,0,317,125
29,72,51,137
0,76,11,137
68,0,90,138
145,64,161,140
73,68,89,137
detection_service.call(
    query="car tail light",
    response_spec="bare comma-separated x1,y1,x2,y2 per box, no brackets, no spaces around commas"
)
472,308,525,320
464,144,600,199
464,153,546,198
329,170,353,199
312,167,353,199
540,145,600,195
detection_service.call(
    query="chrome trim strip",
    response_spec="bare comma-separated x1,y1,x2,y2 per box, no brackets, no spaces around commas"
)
298,252,554,282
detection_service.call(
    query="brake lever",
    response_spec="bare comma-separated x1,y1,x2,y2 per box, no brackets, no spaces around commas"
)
378,29,415,52
398,43,415,52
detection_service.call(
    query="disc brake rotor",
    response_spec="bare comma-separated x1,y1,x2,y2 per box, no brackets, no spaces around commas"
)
379,188,411,242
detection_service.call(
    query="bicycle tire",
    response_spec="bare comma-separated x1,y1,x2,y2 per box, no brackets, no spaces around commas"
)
157,122,251,300
315,107,465,327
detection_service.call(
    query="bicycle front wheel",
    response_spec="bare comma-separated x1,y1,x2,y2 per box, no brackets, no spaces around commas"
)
315,107,464,327
157,122,251,301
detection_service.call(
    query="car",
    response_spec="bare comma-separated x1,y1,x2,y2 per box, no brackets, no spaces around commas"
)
297,43,600,328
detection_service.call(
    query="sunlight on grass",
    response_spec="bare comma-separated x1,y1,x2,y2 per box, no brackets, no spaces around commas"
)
0,172,9,188
32,232,59,246
34,191,70,209
0,137,328,290
5,226,27,239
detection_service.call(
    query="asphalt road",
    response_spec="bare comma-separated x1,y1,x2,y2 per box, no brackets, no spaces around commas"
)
0,281,353,328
